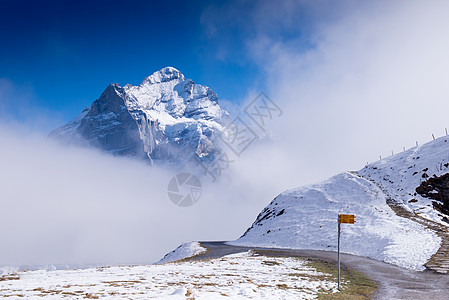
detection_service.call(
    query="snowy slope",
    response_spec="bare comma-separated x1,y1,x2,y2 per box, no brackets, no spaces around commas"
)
231,136,449,270
50,67,229,166
157,242,207,264
358,136,449,224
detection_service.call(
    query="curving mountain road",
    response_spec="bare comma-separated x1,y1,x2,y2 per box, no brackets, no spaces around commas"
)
193,241,449,300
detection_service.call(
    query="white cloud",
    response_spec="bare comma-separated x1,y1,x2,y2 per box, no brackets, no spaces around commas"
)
205,0,449,186
0,125,278,267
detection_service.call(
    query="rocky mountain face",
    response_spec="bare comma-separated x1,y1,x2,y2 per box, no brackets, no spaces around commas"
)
50,67,230,166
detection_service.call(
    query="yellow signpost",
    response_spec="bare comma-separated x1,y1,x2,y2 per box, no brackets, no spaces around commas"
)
339,214,356,224
337,214,356,290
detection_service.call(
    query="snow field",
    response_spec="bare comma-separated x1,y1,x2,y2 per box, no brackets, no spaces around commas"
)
0,251,338,299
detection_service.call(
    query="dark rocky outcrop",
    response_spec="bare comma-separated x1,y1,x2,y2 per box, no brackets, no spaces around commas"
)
416,173,449,219
78,84,144,157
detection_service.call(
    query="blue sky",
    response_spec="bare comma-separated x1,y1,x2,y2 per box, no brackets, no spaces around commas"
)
0,0,264,127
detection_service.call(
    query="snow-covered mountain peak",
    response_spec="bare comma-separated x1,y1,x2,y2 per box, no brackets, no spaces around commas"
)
50,67,229,166
142,67,185,85
123,67,225,122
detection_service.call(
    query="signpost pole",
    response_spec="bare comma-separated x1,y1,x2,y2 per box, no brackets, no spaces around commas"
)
337,214,355,291
337,216,341,290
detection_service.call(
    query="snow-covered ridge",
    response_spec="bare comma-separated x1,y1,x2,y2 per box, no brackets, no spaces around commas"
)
157,241,207,264
231,135,449,270
358,136,449,224
141,66,185,84
50,67,229,166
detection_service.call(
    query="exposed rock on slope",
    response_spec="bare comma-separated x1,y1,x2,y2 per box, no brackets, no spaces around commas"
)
416,173,449,218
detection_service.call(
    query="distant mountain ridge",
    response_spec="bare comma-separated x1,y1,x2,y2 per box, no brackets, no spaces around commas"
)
50,67,230,166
